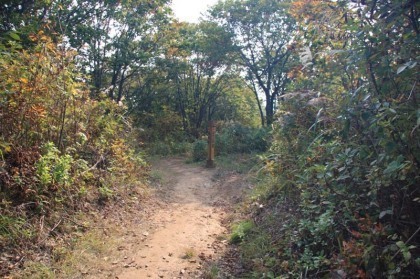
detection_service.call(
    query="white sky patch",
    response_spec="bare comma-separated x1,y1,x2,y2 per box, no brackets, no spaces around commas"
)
171,0,219,23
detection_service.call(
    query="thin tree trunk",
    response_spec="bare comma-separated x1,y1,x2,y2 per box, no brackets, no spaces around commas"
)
116,68,126,102
250,79,265,126
265,96,274,126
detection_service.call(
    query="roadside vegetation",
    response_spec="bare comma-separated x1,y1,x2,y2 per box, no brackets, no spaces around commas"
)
215,1,419,278
0,33,148,277
1,0,418,278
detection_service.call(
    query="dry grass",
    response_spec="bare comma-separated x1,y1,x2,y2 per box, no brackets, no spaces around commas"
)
12,217,118,278
182,247,196,259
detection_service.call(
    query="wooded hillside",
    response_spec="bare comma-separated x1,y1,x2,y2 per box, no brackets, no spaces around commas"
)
1,0,419,278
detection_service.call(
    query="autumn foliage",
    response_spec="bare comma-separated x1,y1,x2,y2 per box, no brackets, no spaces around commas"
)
0,32,147,275
234,0,419,278
0,0,419,277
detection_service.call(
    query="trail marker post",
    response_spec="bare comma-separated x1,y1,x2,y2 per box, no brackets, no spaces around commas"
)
206,121,216,168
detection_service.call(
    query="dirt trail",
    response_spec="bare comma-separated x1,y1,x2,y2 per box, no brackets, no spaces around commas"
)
116,158,243,279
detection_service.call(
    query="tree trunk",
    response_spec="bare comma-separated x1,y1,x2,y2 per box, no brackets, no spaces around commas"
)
265,96,274,126
116,69,126,103
250,79,265,127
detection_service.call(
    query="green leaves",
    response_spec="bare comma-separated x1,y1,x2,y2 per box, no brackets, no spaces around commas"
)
8,33,20,41
230,220,254,244
383,155,408,176
395,241,416,262
396,61,417,75
209,0,295,125
243,0,420,276
36,142,74,188
416,109,420,127
379,210,393,219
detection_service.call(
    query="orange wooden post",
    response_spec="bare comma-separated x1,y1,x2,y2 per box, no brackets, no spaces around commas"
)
206,121,216,168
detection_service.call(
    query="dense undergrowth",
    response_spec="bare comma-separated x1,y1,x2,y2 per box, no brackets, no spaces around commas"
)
234,90,419,277
147,121,268,161
229,1,420,278
0,33,148,276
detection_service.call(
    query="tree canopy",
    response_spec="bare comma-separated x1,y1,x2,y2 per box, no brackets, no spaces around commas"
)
210,0,296,126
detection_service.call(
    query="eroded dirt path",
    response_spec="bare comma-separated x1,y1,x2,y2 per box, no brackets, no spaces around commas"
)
115,158,245,279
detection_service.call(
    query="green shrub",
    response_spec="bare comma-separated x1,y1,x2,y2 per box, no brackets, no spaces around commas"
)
147,141,193,156
36,142,73,189
148,142,172,156
192,140,207,162
171,141,192,155
98,185,114,201
216,122,268,155
230,220,254,244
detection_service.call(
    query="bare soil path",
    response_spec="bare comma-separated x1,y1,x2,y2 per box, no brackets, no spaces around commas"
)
114,157,246,279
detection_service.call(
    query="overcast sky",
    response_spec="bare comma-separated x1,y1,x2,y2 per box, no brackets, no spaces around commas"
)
171,0,219,23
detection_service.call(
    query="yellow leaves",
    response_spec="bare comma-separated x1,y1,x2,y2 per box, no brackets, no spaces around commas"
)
264,159,282,175
111,139,126,152
1,33,92,151
290,0,306,14
29,31,51,43
290,0,317,19
28,34,38,42
167,47,179,57
29,105,47,118
287,65,304,80
0,142,12,155
70,86,82,98
290,0,342,38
